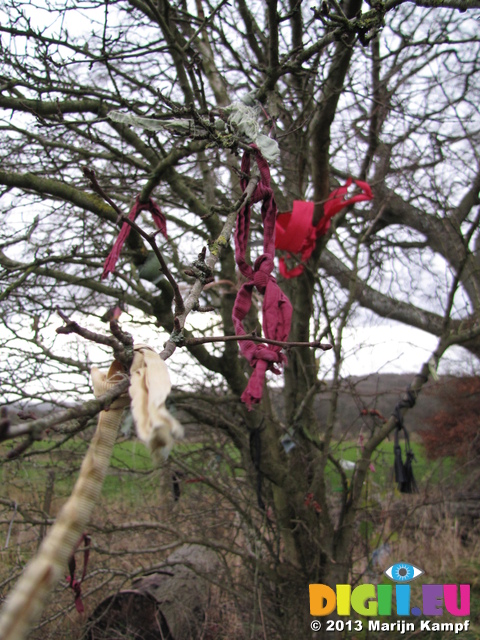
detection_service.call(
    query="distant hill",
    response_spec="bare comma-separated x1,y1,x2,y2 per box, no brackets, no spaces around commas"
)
274,373,453,437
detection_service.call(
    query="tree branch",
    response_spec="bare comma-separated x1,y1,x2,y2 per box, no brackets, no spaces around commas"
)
184,333,333,350
0,378,129,443
159,174,260,360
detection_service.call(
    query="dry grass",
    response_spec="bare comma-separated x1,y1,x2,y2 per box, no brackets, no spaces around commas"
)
1,435,479,640
0,447,273,640
349,486,480,640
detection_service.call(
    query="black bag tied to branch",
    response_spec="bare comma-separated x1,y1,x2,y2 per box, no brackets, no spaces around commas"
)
394,425,417,494
392,387,419,494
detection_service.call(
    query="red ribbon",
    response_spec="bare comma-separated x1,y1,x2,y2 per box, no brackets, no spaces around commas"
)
67,533,91,614
102,196,167,279
276,178,373,278
232,147,293,409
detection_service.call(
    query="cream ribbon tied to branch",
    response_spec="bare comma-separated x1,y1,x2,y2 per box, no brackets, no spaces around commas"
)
129,344,184,461
0,344,181,640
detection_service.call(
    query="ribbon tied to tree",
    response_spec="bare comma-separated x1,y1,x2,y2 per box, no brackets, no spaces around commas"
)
233,146,293,409
276,178,373,278
102,196,167,279
66,533,91,614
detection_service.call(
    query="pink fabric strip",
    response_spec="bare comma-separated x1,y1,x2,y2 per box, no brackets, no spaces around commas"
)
232,146,293,408
102,196,167,279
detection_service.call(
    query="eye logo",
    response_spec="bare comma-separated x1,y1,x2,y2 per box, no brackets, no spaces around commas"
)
385,562,424,583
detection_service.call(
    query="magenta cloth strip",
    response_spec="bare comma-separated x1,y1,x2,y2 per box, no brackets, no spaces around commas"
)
232,147,293,408
102,196,167,279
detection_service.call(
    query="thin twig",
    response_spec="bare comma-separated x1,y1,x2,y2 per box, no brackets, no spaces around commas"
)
82,167,124,218
160,173,261,361
56,309,132,367
115,215,185,315
185,333,333,350
181,0,231,52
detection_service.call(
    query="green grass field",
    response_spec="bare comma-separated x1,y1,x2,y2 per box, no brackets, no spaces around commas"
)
0,434,459,509
326,438,457,493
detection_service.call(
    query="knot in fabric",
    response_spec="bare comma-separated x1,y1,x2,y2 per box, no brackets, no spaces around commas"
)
252,255,274,292
254,255,274,273
251,344,282,366
250,180,272,205
233,146,293,409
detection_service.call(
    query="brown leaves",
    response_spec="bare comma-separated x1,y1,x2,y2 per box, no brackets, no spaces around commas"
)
420,377,480,460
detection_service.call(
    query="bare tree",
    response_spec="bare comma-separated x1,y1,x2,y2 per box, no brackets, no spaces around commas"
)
1,0,480,637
